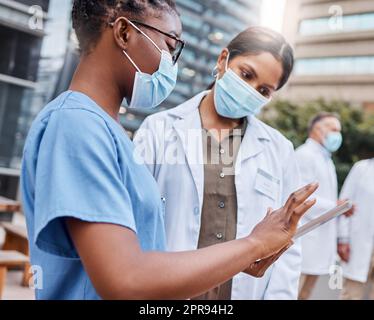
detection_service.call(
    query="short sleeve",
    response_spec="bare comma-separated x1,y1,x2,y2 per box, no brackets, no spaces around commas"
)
34,108,137,258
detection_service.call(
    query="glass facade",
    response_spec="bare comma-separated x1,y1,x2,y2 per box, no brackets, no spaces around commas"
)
16,0,49,11
0,0,73,202
0,0,48,199
299,12,374,36
121,0,262,132
0,1,46,173
0,25,41,82
294,56,374,76
0,82,33,168
0,0,72,171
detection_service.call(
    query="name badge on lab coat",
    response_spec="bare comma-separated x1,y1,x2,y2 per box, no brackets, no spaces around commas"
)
254,168,280,201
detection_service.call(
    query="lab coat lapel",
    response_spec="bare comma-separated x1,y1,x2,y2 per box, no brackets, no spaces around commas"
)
236,116,268,168
172,95,205,212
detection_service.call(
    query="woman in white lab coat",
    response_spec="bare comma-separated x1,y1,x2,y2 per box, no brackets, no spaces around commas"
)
338,158,374,299
134,27,302,299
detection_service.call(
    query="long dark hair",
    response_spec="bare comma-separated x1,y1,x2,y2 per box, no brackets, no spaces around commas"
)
209,26,294,90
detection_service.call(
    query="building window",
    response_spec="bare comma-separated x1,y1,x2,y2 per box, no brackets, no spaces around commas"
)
0,82,33,169
294,56,374,75
299,12,374,36
16,0,50,11
0,25,41,82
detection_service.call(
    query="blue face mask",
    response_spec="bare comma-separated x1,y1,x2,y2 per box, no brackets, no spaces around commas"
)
323,132,343,153
123,21,178,109
213,55,271,119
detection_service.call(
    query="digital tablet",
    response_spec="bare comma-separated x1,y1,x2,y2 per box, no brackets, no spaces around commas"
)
254,201,353,263
294,201,353,240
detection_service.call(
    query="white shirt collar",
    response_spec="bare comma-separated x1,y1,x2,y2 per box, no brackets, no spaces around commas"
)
306,138,332,158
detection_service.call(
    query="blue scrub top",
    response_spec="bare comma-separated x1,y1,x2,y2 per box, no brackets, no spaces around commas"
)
21,91,166,300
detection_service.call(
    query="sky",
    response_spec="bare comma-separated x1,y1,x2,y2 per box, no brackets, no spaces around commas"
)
41,0,72,58
260,0,287,33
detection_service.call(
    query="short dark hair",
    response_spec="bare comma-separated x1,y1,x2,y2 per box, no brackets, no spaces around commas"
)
227,26,294,90
72,0,178,53
308,112,341,135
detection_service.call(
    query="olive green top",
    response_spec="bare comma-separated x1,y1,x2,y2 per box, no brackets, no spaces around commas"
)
192,116,247,300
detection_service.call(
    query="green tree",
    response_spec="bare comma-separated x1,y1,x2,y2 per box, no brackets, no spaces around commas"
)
261,99,374,190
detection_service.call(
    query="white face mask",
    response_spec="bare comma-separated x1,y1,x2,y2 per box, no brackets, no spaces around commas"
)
123,21,178,109
323,132,343,153
214,53,271,119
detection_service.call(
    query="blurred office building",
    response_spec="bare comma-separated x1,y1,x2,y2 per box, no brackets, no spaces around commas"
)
281,0,374,111
120,0,262,132
0,0,49,199
0,0,71,201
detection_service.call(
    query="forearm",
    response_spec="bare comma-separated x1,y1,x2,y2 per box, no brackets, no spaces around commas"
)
108,237,263,300
69,183,318,300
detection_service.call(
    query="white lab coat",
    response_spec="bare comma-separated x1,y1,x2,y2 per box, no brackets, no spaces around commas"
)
295,138,338,275
134,91,302,300
338,159,374,283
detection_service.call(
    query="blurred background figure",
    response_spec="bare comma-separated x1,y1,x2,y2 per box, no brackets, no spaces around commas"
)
338,158,374,300
295,113,349,300
278,0,374,299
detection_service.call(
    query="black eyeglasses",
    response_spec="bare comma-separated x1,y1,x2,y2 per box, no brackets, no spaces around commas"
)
109,20,185,65
130,20,185,65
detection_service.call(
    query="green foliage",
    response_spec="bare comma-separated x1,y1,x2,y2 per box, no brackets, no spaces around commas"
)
261,99,374,190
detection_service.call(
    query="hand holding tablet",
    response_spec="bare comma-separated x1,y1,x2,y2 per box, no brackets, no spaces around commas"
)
253,200,352,265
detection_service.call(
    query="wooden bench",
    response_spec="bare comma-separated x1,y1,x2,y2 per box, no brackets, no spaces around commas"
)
0,196,21,222
1,222,31,287
0,250,29,299
0,196,21,212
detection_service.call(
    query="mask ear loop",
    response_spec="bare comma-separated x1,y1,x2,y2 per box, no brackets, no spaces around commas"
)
127,20,162,54
122,50,141,73
213,50,230,80
225,51,230,72
121,19,166,73
212,66,219,78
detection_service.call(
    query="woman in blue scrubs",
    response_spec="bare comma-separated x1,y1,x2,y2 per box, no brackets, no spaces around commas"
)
21,0,317,300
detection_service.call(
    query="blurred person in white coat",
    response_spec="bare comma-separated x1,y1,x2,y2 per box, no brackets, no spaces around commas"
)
338,158,374,300
296,113,353,300
134,27,305,300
